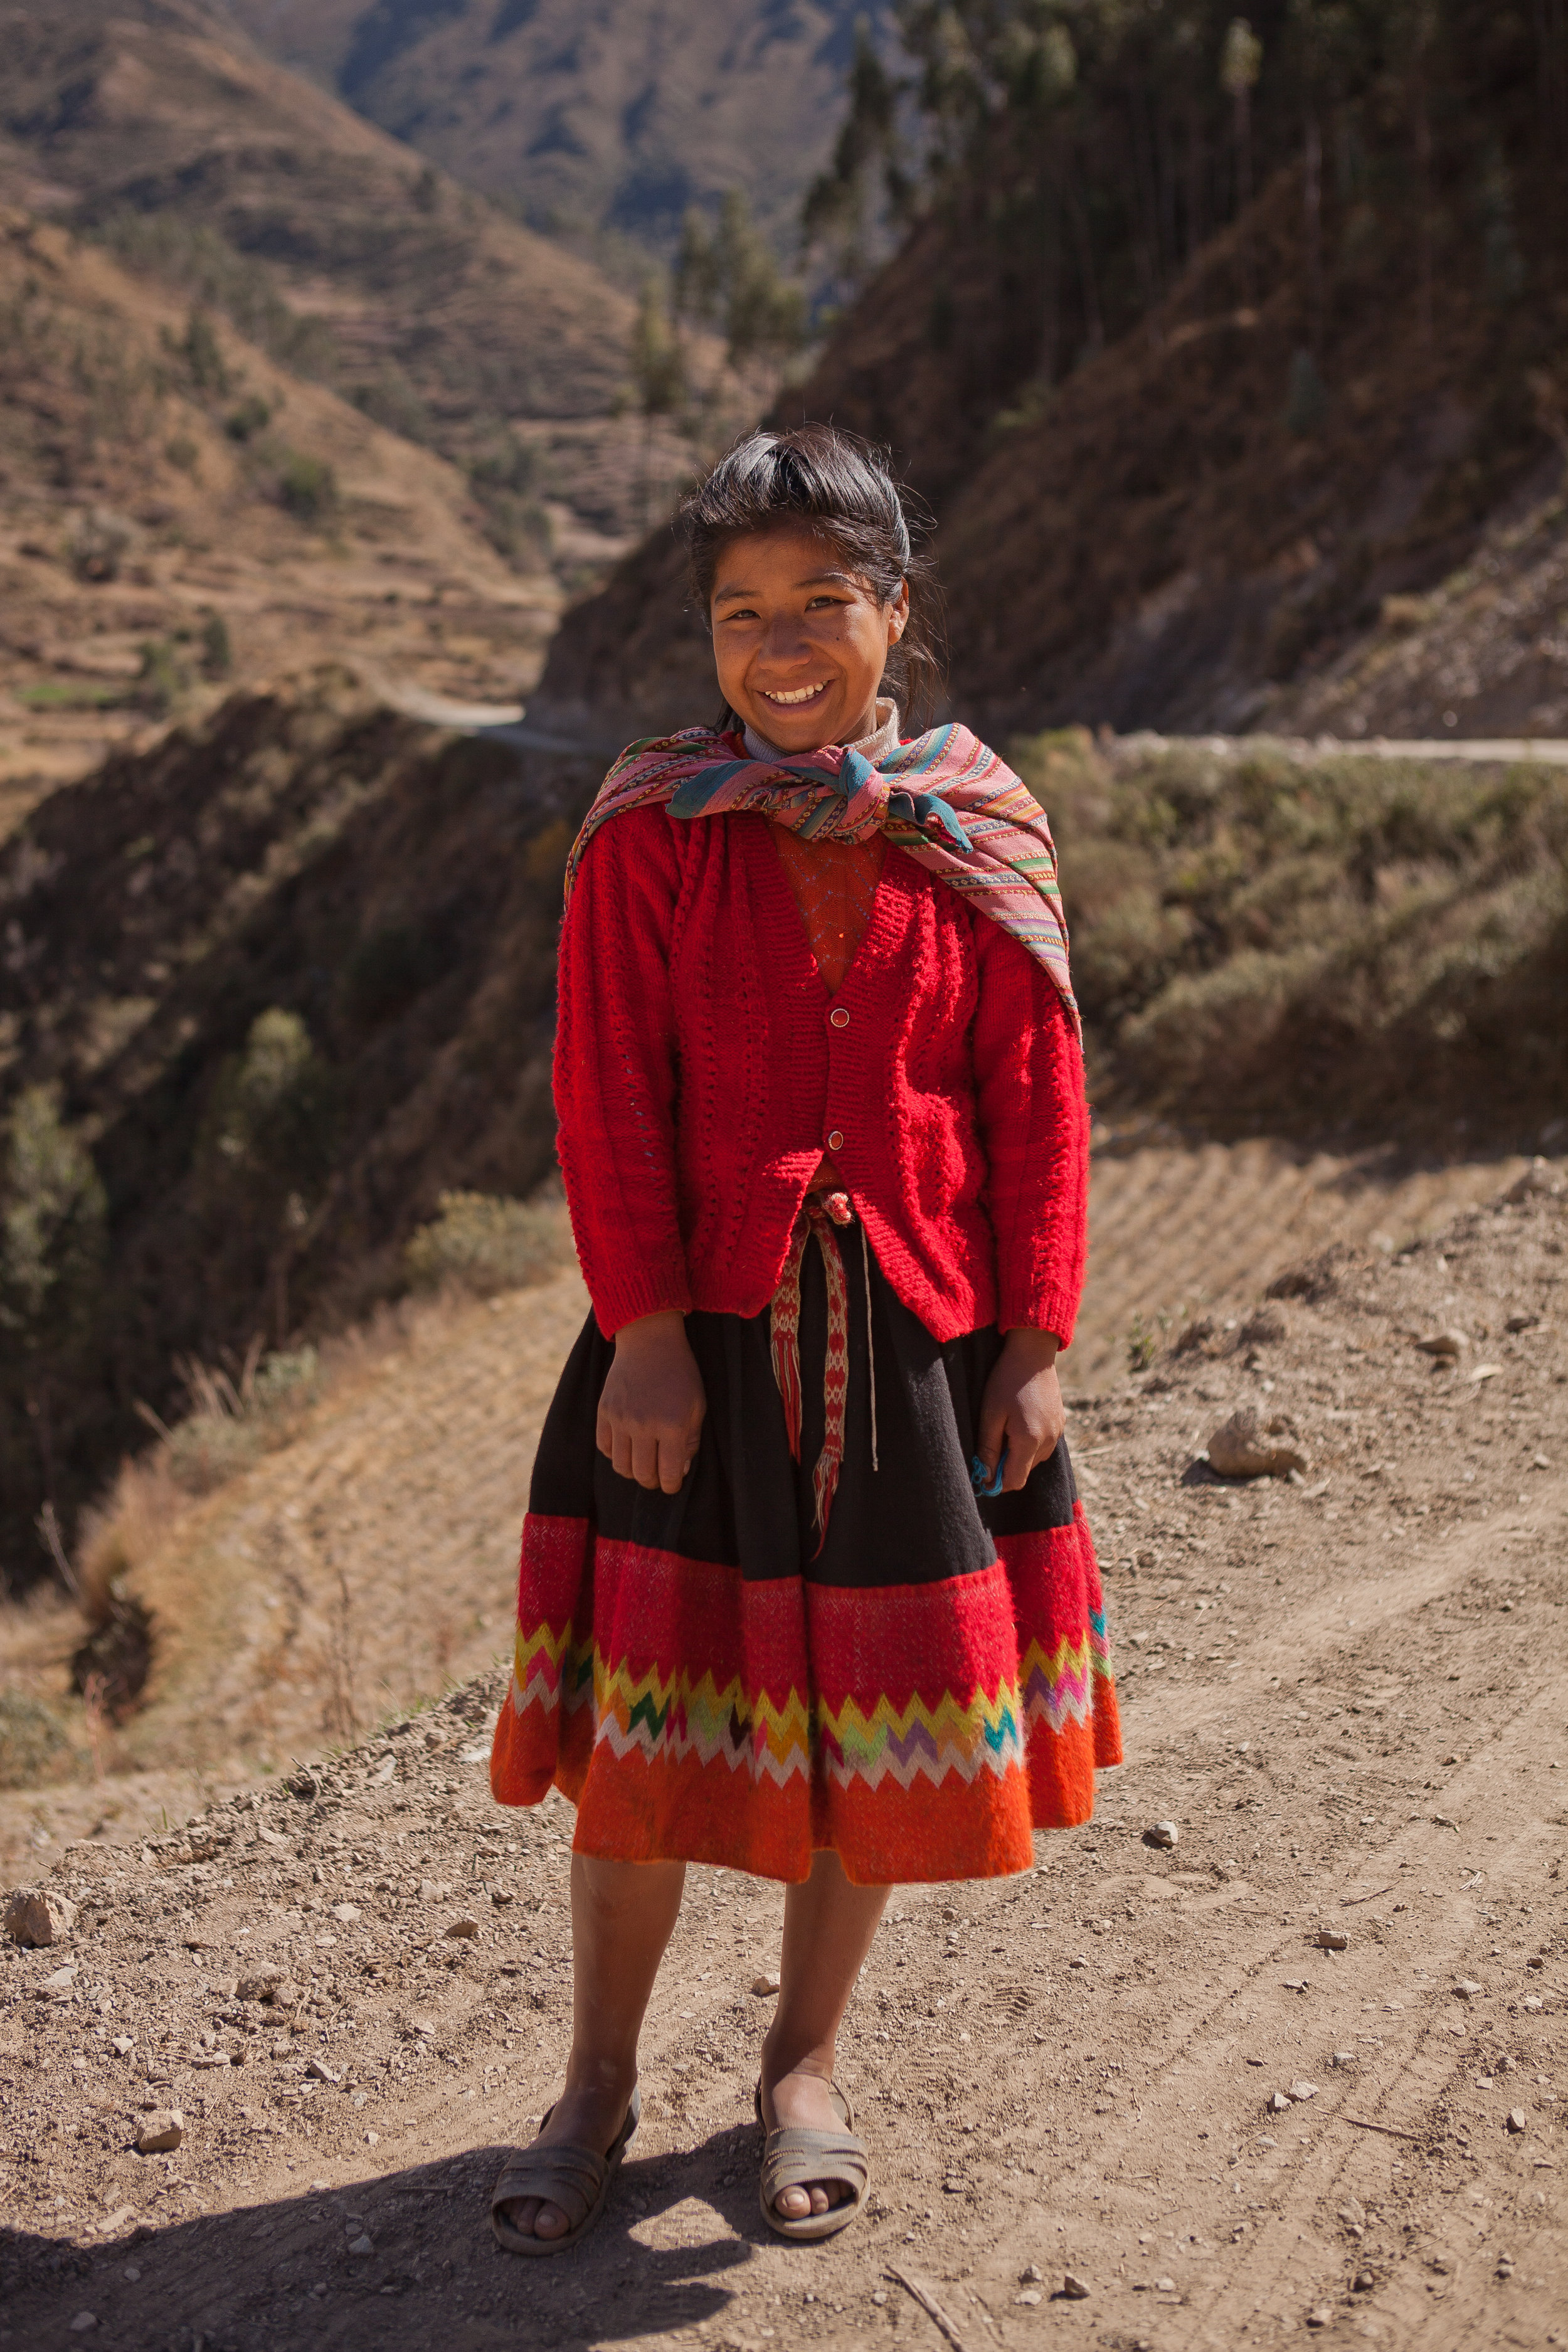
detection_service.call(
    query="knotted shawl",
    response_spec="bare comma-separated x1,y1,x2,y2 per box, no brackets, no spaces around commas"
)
564,723,1079,1036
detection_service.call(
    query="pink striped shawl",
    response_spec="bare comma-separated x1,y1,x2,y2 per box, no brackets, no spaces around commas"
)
564,723,1078,1035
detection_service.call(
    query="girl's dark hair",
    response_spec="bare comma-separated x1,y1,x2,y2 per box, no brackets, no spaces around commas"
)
679,422,946,733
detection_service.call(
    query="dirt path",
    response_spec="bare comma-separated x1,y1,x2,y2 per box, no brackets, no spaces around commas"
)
2,1174,1564,2351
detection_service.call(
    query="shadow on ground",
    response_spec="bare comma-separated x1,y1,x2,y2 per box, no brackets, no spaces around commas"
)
4,2127,761,2349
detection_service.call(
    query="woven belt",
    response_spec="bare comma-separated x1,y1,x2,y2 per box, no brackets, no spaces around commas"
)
770,1190,879,1554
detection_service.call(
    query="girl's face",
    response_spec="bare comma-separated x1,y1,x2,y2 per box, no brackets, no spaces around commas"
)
709,523,908,752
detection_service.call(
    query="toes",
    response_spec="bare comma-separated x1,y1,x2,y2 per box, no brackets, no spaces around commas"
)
808,2185,831,2215
775,2186,812,2220
534,2200,569,2238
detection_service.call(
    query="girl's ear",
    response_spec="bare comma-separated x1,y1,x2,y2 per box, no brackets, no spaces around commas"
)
887,579,910,645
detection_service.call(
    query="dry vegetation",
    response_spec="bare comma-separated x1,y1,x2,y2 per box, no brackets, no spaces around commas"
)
0,211,560,805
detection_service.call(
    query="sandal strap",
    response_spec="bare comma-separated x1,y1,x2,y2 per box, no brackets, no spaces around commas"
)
760,2126,869,2203
491,2140,609,2230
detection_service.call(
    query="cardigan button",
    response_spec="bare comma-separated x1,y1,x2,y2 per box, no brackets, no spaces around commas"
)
829,1007,850,1029
827,1130,845,1153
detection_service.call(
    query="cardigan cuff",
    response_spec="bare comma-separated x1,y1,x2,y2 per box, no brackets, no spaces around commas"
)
588,1262,694,1339
997,1281,1079,1351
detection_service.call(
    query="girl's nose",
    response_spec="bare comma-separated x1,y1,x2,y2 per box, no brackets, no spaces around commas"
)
758,611,815,668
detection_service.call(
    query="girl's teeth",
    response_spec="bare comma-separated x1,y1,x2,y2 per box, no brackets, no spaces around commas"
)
765,683,827,705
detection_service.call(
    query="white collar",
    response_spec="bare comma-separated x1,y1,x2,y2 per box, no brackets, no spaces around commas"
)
743,696,901,768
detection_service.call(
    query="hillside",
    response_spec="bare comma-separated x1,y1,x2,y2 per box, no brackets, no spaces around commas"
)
0,208,558,808
0,1172,1562,2346
0,0,691,546
220,0,893,260
534,14,1568,743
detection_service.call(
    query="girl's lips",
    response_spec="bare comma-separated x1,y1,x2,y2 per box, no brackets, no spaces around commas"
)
756,681,831,709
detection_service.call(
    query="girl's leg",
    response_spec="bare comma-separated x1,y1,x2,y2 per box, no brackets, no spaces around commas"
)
759,1848,889,2221
501,1851,686,2241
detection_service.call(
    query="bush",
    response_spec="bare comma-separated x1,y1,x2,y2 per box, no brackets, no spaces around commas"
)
165,1342,324,1496
133,638,189,716
225,394,273,443
277,450,338,522
200,611,232,679
67,508,132,583
405,1192,571,1298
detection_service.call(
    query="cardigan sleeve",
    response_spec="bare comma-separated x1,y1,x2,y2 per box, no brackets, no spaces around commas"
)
970,923,1091,1346
554,807,693,1335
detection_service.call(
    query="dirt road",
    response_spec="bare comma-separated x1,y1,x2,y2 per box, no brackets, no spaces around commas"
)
1,1176,1563,2351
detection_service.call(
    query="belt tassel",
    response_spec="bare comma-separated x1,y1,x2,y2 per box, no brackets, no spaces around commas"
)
769,1191,876,1554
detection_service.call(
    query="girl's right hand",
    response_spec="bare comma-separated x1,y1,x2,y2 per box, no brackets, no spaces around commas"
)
596,1311,707,1493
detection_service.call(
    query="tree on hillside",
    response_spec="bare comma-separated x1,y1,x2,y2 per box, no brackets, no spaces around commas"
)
802,19,913,304
628,278,687,527
0,1087,107,1528
195,1009,337,1345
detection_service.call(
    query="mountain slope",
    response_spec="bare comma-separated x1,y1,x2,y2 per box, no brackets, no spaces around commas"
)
219,0,889,257
0,0,660,535
0,208,557,805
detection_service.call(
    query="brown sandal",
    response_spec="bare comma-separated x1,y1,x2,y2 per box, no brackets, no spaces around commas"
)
754,2077,869,2243
489,2086,640,2256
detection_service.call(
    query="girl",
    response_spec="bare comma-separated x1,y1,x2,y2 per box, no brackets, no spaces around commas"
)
487,425,1120,2252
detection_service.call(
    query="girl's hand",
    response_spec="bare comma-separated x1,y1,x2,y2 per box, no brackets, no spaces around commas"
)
976,1328,1065,1495
597,1311,707,1493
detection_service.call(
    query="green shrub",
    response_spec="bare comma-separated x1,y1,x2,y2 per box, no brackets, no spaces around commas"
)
405,1192,571,1297
277,451,338,522
133,638,189,716
200,612,232,679
225,394,273,443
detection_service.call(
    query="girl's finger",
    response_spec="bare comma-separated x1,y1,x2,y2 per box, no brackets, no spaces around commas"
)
612,1429,635,1482
630,1430,661,1489
976,1393,1008,1475
595,1407,616,1460
658,1436,687,1495
1000,1412,1032,1490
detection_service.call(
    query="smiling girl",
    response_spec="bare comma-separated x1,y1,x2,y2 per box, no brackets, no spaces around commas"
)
487,425,1120,2253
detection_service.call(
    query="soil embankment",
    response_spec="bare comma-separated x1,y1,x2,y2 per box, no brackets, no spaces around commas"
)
0,1168,1562,2349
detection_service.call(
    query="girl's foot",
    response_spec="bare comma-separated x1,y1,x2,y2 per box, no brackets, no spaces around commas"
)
497,2069,639,2243
758,2063,855,2222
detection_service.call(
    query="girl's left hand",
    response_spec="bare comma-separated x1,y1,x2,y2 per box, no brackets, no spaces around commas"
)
976,1328,1066,1495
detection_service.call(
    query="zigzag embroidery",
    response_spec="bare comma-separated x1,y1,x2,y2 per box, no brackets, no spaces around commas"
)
815,1685,1027,1793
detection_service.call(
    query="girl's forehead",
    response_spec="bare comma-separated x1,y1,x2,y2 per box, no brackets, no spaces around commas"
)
711,523,869,600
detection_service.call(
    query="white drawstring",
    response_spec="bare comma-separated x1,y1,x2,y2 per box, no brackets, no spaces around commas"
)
861,1219,879,1473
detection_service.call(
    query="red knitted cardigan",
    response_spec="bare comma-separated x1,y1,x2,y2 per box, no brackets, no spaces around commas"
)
554,801,1091,1345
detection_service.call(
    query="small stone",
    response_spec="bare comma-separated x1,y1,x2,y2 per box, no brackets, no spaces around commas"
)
490,1889,514,1907
1014,2289,1042,2307
1018,2265,1042,2284
1353,2269,1375,2291
68,2316,96,2335
750,1974,780,1996
1523,1996,1544,2013
3,1887,77,1947
1206,1405,1308,1479
112,2035,134,2057
1062,2272,1090,2300
943,2175,965,2195
134,2110,184,2154
1506,2109,1527,2134
1269,2091,1291,2114
236,1964,287,2003
1315,1928,1349,1951
1454,1979,1483,1999
445,1916,480,1940
1306,2306,1334,2330
1143,1822,1179,1850
1289,2080,1319,2102
347,2233,374,2256
329,1904,361,1924
417,1879,450,1904
364,2128,379,2145
1338,2197,1365,2237
1496,2257,1515,2278
1416,1330,1466,1360
1155,2275,1175,2293
1332,2052,1356,2069
1527,1954,1545,1971
1283,1976,1310,1993
304,2059,341,2084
